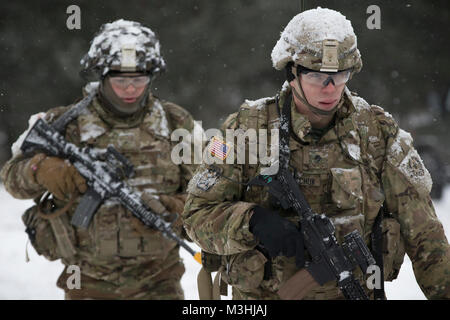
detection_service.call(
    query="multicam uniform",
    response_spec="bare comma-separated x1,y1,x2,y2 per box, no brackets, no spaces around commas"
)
183,83,450,300
1,87,197,299
182,8,450,300
1,19,199,299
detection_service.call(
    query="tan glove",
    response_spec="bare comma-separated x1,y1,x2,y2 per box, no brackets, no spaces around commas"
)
131,193,181,235
159,193,191,240
29,153,87,200
159,194,187,214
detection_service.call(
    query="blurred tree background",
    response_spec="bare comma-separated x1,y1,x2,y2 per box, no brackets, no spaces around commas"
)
1,0,449,191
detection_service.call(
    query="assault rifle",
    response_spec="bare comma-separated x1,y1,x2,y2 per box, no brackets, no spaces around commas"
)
20,117,201,264
249,172,376,300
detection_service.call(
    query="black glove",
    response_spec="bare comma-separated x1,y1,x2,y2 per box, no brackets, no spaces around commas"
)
249,206,305,267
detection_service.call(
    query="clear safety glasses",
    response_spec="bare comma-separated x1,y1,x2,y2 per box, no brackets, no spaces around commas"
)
300,69,351,88
109,75,151,89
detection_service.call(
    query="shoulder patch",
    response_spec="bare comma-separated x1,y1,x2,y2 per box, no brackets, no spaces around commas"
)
195,168,221,191
186,166,221,194
207,136,231,161
387,129,432,195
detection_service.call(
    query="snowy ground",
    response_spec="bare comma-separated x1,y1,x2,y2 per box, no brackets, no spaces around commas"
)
0,184,449,300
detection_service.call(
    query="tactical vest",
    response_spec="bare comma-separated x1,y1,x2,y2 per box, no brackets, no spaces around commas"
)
201,88,406,299
23,97,184,273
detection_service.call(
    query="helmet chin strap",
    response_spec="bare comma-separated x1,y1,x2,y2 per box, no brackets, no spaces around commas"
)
291,67,343,116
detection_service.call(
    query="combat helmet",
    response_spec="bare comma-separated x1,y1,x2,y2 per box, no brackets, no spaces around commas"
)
79,19,166,117
80,19,166,79
271,7,362,115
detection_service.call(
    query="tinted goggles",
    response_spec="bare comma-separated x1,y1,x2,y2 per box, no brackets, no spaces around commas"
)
297,67,351,87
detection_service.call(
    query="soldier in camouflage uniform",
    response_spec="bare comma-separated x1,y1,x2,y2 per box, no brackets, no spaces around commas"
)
183,8,450,299
0,20,198,299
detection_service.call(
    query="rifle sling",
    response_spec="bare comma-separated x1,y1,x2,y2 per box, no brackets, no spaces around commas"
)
52,88,97,133
278,92,293,171
371,204,386,300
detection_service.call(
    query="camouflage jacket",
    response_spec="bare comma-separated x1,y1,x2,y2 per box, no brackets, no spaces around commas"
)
183,83,450,300
1,84,198,289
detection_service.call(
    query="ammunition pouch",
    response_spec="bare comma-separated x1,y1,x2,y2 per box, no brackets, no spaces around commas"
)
201,250,222,273
198,249,268,299
22,193,77,261
197,250,225,300
220,249,267,292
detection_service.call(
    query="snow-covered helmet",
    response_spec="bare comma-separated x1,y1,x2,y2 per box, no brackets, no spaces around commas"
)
271,8,362,116
271,7,362,75
80,19,166,79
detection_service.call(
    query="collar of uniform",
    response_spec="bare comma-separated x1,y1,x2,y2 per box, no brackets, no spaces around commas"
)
142,97,171,139
279,84,358,145
290,86,355,144
290,100,313,142
333,88,359,143
277,83,312,143
90,95,149,129
78,97,108,143
336,87,357,120
316,96,349,144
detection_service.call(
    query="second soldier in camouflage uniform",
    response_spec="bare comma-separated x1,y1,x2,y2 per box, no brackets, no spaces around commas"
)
183,8,450,299
1,20,198,299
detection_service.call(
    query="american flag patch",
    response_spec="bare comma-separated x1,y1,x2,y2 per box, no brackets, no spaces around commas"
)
208,136,230,160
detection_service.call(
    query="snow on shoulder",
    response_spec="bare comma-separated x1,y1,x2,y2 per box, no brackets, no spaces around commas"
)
11,112,46,157
147,100,170,138
346,88,371,112
84,81,99,95
388,129,433,195
244,97,274,110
